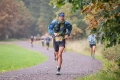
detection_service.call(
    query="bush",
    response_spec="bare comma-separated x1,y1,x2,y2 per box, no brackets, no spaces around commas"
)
102,45,120,61
102,45,120,68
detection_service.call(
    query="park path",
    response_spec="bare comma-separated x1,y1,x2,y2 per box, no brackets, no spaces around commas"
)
0,41,102,80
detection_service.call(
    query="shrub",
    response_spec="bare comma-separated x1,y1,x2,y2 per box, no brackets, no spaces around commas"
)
102,45,120,61
102,45,120,68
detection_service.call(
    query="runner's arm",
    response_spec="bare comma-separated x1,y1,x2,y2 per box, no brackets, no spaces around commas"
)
66,21,72,36
48,20,57,37
88,36,91,43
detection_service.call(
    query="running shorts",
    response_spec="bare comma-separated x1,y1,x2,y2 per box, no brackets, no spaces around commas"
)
53,39,66,52
90,44,96,48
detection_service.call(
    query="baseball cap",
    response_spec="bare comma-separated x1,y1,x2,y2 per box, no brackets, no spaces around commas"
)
58,12,65,17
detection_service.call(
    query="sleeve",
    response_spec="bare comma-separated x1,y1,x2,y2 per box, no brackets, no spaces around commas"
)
65,20,72,36
88,36,91,42
49,38,51,41
95,35,97,38
94,35,97,41
48,20,57,37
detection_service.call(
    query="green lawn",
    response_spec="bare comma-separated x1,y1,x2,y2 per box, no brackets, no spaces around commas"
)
0,43,47,72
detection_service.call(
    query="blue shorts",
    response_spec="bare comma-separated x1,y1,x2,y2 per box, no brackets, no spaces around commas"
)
53,39,65,52
90,44,96,48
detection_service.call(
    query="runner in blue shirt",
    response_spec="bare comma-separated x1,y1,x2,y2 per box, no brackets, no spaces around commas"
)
48,12,72,75
45,37,51,50
88,32,97,59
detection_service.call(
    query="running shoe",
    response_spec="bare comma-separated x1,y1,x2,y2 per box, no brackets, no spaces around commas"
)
56,71,60,75
56,67,61,75
91,54,95,59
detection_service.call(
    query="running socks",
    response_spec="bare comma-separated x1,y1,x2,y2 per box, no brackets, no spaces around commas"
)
91,54,95,59
57,67,60,72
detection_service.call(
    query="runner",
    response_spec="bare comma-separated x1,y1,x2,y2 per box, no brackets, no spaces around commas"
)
41,38,45,47
30,36,34,47
48,12,72,75
88,32,97,59
45,37,51,50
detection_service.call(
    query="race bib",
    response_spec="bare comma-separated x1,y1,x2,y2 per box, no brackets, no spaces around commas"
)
55,36,63,41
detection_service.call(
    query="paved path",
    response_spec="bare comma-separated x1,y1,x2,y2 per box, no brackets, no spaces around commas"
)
0,41,102,80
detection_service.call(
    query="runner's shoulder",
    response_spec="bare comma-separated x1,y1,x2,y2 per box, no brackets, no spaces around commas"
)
51,20,58,24
65,20,71,25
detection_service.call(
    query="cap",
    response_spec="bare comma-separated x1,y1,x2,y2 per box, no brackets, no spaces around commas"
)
58,12,65,17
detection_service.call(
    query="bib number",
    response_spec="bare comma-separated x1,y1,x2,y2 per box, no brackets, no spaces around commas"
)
55,36,63,41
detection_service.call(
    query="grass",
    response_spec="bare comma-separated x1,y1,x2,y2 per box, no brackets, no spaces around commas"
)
66,39,120,80
66,40,103,58
0,38,29,42
0,43,47,72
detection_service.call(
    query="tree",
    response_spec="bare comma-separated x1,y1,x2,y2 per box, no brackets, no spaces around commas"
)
38,0,56,35
0,0,32,39
81,0,120,47
22,0,41,36
22,0,56,36
22,0,41,21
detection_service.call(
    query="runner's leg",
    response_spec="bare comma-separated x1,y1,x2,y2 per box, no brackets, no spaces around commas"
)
53,39,59,60
90,47,93,56
56,46,64,75
55,52,59,61
46,43,49,50
58,47,64,68
48,43,49,50
92,45,96,58
31,41,33,47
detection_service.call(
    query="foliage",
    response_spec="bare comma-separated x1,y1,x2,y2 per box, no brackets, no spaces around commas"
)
102,45,120,67
101,45,120,80
81,0,120,47
22,0,41,21
0,0,32,39
70,24,83,39
22,0,42,35
38,0,56,35
0,0,56,39
23,0,56,35
0,43,47,72
49,0,95,12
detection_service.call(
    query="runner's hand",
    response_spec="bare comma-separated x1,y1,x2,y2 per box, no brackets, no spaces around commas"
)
65,35,69,39
54,33,59,37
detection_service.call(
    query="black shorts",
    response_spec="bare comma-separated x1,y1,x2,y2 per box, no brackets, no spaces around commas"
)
90,44,96,48
53,39,66,52
46,42,49,46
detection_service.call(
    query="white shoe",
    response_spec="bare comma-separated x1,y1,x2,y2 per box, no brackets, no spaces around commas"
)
56,71,60,75
56,66,61,75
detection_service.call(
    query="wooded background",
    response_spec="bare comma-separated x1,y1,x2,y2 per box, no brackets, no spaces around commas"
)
0,0,87,40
